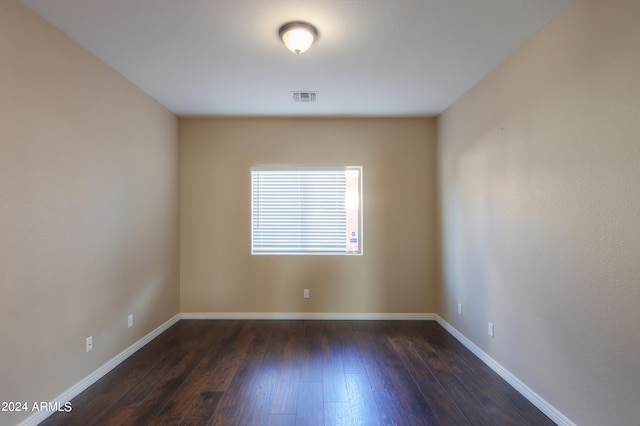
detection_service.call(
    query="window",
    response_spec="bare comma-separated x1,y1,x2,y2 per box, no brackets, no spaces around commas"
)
251,167,362,255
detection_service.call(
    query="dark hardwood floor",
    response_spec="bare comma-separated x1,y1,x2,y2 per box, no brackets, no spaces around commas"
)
40,320,554,425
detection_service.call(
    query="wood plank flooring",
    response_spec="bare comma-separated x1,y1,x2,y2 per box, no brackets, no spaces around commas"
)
40,320,554,426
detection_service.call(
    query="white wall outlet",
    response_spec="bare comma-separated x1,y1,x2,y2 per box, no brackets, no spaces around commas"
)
85,336,93,352
457,304,462,316
488,322,494,337
128,314,133,328
303,289,310,299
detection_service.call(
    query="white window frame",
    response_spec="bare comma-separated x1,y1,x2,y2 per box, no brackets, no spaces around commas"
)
251,166,362,255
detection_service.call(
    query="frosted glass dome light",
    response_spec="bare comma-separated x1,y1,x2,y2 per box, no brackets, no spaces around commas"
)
279,22,318,54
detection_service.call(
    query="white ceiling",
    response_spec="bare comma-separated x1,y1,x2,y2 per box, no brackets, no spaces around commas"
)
21,0,572,117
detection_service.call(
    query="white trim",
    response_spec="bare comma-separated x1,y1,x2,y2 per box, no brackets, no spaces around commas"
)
19,314,181,426
434,315,575,426
19,312,573,426
180,312,436,321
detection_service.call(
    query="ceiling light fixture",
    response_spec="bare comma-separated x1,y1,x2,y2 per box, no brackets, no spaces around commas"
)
279,21,318,54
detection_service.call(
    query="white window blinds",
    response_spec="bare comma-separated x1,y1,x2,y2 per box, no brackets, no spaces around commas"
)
251,167,361,254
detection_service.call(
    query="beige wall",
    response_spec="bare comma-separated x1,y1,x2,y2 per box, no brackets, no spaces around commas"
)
180,117,438,314
0,2,179,425
437,0,640,424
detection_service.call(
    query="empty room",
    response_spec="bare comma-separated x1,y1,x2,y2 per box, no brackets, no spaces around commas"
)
1,0,638,425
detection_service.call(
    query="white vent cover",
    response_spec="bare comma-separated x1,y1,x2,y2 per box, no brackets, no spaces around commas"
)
292,91,317,102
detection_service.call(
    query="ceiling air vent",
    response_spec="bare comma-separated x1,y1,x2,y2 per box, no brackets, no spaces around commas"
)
292,91,317,103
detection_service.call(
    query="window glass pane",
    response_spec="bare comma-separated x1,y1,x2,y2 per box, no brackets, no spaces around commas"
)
251,167,362,255
345,168,361,253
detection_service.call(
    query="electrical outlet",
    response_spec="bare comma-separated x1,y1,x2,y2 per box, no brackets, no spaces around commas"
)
457,304,462,316
85,336,93,352
488,322,494,337
303,289,310,299
128,314,133,328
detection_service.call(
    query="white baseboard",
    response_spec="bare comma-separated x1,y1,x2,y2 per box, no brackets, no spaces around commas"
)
19,314,181,426
180,312,437,321
434,315,575,426
20,312,572,426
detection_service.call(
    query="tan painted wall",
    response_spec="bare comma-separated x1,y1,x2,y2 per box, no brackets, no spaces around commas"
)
437,0,640,424
0,2,179,424
180,117,438,314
